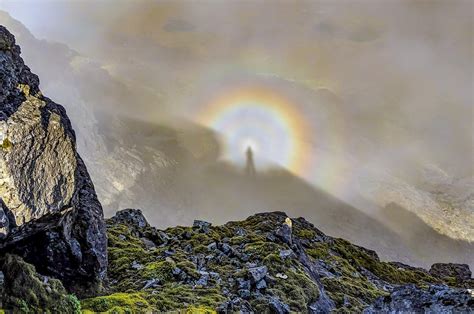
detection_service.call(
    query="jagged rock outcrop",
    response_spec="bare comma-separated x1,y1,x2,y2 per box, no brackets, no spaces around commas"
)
0,26,106,296
430,263,472,282
81,209,473,313
365,284,474,313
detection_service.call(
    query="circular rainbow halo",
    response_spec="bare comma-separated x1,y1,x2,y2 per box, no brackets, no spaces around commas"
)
198,86,311,174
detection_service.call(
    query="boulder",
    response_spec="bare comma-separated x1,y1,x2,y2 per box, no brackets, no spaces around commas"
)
107,208,150,229
268,296,290,314
275,224,292,244
108,209,166,248
429,263,472,281
193,219,212,233
279,249,293,259
248,265,268,284
0,26,106,297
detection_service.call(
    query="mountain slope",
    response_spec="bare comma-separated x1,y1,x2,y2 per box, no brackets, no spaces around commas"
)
80,209,473,313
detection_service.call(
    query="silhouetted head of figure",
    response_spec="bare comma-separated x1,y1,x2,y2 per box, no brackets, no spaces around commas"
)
245,146,256,176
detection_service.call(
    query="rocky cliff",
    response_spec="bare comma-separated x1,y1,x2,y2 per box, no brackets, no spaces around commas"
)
0,26,107,297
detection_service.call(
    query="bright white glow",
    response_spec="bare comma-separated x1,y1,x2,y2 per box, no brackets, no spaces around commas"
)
212,102,293,170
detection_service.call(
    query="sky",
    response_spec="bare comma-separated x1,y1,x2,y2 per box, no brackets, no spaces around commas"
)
0,0,472,266
3,0,472,175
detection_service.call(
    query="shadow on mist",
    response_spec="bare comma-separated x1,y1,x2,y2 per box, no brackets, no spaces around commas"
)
98,114,473,269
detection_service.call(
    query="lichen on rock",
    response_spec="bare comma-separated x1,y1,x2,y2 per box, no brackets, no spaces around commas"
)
0,84,76,226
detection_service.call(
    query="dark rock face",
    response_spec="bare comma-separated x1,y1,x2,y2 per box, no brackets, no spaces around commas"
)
365,284,474,313
0,26,106,297
429,263,472,281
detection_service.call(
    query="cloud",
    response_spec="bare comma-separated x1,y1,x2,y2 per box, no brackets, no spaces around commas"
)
163,19,196,32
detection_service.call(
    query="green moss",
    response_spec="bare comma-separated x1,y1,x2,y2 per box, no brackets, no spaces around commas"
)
307,243,330,259
107,224,146,250
321,276,386,309
211,226,234,239
183,306,216,314
147,284,226,311
332,238,439,285
81,293,152,313
442,276,459,287
1,254,81,314
189,233,213,246
295,228,317,239
66,295,81,314
176,260,200,280
229,236,246,245
165,226,193,238
243,241,280,258
18,300,30,313
141,260,175,282
266,268,319,311
196,244,211,254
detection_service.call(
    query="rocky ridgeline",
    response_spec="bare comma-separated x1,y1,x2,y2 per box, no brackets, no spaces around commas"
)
0,25,473,313
0,208,472,313
0,25,106,298
78,209,471,313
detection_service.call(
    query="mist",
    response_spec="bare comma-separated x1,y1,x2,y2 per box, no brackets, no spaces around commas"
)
0,0,472,268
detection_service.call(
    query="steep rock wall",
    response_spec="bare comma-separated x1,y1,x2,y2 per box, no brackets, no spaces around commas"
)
0,25,106,297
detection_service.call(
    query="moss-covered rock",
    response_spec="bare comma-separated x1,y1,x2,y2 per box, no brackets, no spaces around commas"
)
0,254,81,313
88,209,471,313
331,238,439,285
81,292,151,313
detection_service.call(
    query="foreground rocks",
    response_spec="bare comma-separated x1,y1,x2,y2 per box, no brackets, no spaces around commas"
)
0,26,106,296
81,209,473,313
0,254,81,313
0,209,471,312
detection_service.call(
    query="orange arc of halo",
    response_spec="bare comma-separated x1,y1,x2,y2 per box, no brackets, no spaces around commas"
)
197,86,313,175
